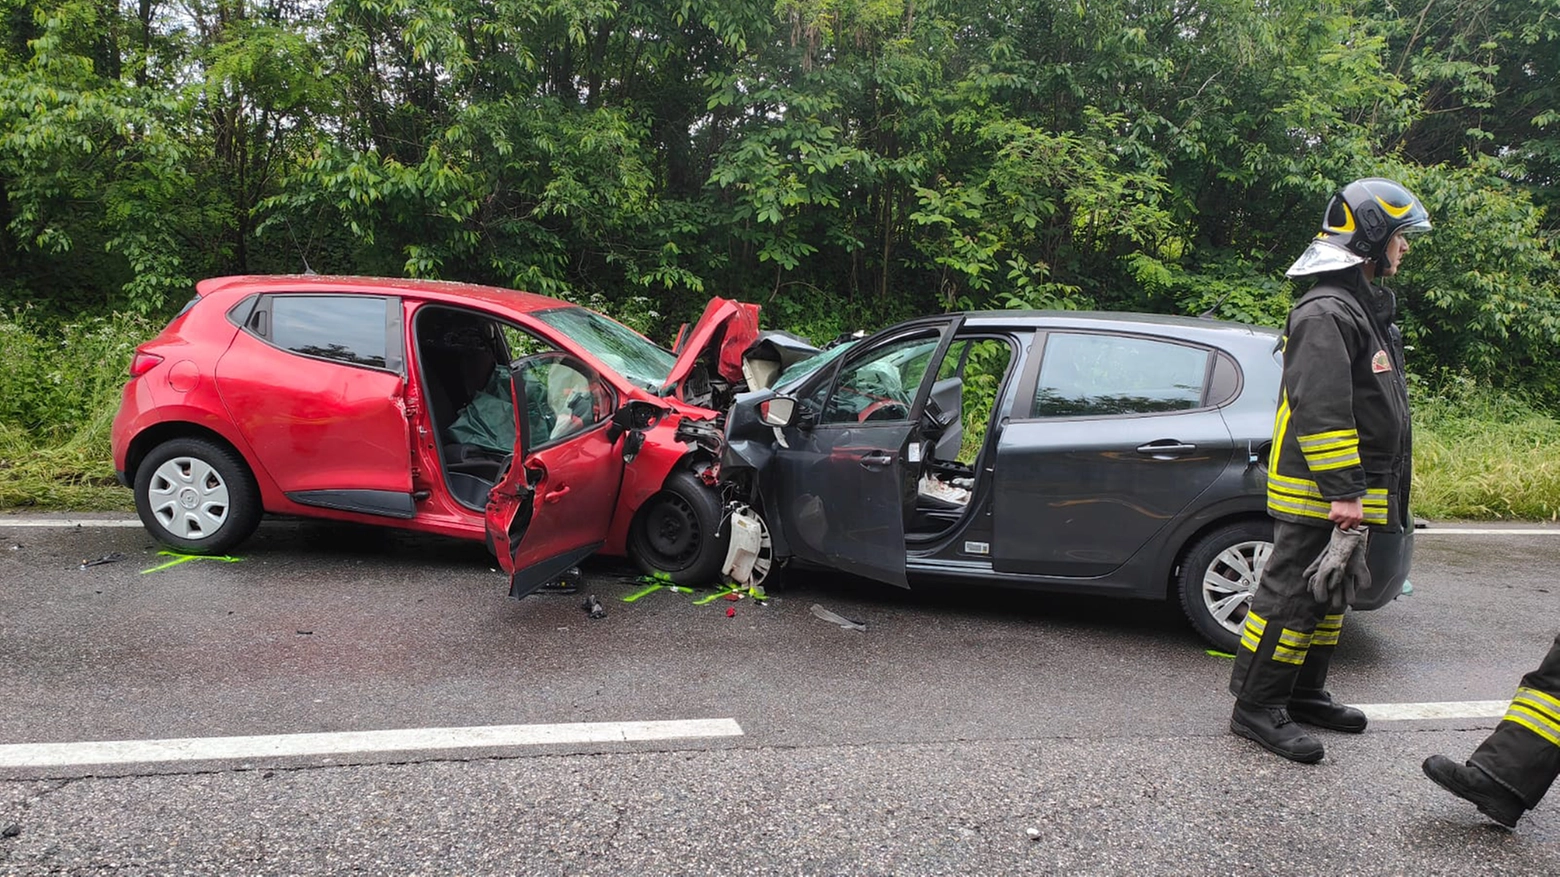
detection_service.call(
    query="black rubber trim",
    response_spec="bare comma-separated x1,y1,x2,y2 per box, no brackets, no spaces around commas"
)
287,489,418,519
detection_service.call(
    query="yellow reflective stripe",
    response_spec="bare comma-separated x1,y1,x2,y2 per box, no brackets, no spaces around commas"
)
1504,709,1560,747
1274,627,1313,663
1241,612,1267,652
1306,450,1362,471
1313,615,1343,647
1272,645,1308,665
1268,471,1323,494
1297,428,1358,448
1271,395,1292,473
1299,434,1358,449
1268,496,1332,521
1516,687,1560,716
1362,507,1388,525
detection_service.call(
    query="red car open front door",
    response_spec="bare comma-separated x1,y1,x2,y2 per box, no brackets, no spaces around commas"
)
485,352,626,598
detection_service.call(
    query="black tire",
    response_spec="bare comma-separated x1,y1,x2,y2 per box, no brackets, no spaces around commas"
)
1177,520,1274,652
627,469,728,586
134,437,262,555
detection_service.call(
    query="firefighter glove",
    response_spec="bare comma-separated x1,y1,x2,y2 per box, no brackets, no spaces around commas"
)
1304,525,1371,611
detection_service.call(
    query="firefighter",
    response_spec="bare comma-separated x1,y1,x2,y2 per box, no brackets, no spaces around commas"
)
1228,177,1431,763
1423,633,1560,828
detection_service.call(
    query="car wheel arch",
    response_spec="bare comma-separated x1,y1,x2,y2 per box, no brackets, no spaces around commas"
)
625,460,729,585
132,433,266,554
1172,514,1275,650
127,422,258,491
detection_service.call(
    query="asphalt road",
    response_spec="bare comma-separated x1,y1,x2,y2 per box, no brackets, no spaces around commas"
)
1,514,1557,875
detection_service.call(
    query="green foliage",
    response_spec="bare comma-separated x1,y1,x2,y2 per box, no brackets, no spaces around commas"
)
0,0,1557,407
0,308,155,510
1412,381,1560,521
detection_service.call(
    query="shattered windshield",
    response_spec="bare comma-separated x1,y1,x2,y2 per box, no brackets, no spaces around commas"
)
774,341,857,391
532,306,677,392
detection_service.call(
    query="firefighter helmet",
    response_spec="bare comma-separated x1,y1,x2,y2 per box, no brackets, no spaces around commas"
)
1287,177,1431,278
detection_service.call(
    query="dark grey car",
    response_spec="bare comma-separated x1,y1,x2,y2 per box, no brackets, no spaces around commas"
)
720,311,1412,650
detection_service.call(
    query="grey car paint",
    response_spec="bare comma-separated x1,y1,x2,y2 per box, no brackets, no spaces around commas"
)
720,310,1412,645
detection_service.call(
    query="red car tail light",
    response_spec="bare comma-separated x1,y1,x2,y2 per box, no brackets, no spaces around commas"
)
128,351,164,377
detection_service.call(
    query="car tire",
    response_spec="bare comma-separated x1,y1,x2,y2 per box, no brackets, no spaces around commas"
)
134,437,262,555
627,469,728,586
1177,520,1274,652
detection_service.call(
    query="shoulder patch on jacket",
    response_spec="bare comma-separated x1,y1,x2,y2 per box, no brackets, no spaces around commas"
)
1371,349,1392,373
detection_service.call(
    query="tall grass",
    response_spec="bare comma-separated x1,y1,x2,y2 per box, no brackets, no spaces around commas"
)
1411,381,1560,521
2,311,1557,520
0,310,157,511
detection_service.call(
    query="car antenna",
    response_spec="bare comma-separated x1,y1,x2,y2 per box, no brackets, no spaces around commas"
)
1197,289,1233,319
282,215,317,275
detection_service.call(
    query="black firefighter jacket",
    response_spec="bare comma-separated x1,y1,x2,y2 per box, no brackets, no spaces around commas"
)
1267,268,1413,531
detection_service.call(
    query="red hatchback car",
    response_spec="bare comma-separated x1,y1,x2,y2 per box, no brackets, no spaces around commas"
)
111,275,761,597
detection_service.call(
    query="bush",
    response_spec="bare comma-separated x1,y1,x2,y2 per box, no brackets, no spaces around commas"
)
0,309,157,510
1412,381,1560,521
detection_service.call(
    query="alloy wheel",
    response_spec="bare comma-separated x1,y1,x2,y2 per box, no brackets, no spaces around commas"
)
1201,538,1272,639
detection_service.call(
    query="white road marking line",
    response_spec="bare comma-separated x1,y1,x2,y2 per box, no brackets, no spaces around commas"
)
0,519,145,528
0,719,745,768
1356,701,1509,721
1414,528,1560,535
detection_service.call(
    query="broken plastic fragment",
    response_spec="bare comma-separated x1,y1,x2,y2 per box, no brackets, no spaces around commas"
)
583,594,607,619
725,606,736,618
810,603,866,631
78,552,126,570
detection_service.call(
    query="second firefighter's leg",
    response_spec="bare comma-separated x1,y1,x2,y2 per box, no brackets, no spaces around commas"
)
1423,633,1560,828
1470,634,1560,807
1228,520,1332,763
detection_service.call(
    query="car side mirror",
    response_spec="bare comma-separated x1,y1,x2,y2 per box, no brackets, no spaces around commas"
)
606,399,664,443
760,395,799,428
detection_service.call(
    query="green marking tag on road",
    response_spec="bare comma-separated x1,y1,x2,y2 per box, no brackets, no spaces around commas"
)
621,583,663,602
140,551,244,574
1206,649,1236,659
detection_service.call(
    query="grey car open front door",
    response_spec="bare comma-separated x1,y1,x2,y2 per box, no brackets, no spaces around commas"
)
765,321,959,587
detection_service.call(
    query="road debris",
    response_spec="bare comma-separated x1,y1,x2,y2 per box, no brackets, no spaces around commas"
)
810,603,866,631
538,566,582,594
78,552,126,570
583,594,607,619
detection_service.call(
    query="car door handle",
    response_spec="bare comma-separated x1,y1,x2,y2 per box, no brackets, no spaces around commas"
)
859,451,895,469
1136,441,1198,457
543,485,571,504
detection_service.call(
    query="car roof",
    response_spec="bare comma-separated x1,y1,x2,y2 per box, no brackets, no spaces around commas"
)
952,309,1280,349
195,275,571,315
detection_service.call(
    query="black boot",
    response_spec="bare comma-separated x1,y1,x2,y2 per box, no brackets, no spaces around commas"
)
1422,755,1526,828
1288,689,1367,733
1231,702,1324,764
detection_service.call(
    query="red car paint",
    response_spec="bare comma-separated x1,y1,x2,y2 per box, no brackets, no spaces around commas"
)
112,276,751,586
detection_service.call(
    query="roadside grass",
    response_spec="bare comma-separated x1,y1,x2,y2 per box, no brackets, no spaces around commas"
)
1412,387,1560,522
0,310,152,513
1,312,1557,520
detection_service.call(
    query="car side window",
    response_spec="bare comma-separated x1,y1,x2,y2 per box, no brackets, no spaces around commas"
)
815,333,941,425
1033,332,1211,417
267,295,392,369
510,354,614,449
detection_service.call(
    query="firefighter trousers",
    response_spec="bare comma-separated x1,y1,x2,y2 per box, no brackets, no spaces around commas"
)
1229,520,1343,707
1469,633,1560,809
